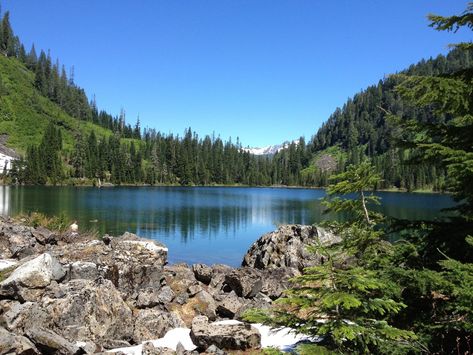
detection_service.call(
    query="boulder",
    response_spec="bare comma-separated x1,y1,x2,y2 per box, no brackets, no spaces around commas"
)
41,278,133,345
242,224,340,271
25,327,81,354
223,268,262,298
216,291,246,319
133,309,184,343
190,316,260,351
192,264,212,285
0,326,39,355
0,253,65,300
156,285,176,304
1,301,50,333
31,227,57,246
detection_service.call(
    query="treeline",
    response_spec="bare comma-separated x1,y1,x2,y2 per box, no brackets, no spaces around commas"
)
0,10,141,138
10,125,279,186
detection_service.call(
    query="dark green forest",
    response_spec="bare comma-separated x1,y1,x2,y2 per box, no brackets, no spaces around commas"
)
1,7,472,190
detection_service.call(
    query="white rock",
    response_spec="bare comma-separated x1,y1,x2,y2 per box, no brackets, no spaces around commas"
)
0,259,17,271
1,253,65,289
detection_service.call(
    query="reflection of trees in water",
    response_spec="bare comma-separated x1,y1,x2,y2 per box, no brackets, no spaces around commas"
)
1,187,456,245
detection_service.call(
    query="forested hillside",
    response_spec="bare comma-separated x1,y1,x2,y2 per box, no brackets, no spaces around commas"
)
1,6,472,189
0,10,275,186
273,48,473,190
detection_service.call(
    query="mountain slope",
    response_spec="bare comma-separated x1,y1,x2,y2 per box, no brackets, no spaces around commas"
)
0,54,112,155
271,48,473,190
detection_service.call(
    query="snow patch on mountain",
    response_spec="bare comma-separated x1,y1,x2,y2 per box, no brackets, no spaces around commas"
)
243,140,299,156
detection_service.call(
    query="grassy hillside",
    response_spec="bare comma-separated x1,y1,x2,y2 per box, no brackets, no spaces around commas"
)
0,55,113,155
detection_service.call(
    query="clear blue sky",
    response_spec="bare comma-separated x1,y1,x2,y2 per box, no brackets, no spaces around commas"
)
2,1,471,147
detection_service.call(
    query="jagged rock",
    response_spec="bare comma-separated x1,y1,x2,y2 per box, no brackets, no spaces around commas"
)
42,278,133,345
209,265,232,290
242,224,340,271
142,342,175,355
176,342,186,355
0,326,39,354
223,268,262,298
190,316,260,351
31,227,57,246
261,267,300,300
203,344,226,354
133,308,184,343
192,264,213,285
0,301,50,333
0,253,65,300
25,326,81,354
67,261,100,281
156,285,175,304
136,287,162,308
0,220,39,260
216,291,246,318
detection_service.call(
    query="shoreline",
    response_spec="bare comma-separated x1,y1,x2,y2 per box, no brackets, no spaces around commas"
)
0,182,446,194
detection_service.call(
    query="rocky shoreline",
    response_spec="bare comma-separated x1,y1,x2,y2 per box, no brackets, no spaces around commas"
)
0,217,338,354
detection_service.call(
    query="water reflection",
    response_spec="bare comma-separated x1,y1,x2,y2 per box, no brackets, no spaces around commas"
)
0,186,456,266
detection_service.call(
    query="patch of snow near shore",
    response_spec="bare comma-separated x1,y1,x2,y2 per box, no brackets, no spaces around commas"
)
108,328,196,354
109,320,314,354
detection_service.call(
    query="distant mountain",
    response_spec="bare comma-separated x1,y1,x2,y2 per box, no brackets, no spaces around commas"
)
243,140,299,156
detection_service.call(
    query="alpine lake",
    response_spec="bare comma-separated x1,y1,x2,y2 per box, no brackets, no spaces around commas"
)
0,186,456,267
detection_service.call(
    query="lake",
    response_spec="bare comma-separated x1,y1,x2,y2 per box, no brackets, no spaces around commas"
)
0,186,456,267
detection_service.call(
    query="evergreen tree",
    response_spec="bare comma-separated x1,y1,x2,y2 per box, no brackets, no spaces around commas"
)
245,162,416,354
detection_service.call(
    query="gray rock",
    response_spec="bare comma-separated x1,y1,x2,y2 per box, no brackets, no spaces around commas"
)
68,261,100,281
261,267,300,300
133,308,184,343
242,224,340,271
31,227,57,246
157,286,175,304
192,264,212,285
25,326,81,354
216,291,246,319
1,301,50,333
192,290,217,320
224,268,263,298
136,287,162,308
176,341,186,355
190,316,260,351
0,253,65,291
0,326,39,354
204,344,226,354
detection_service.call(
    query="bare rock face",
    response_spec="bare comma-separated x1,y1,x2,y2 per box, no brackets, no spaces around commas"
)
190,316,260,351
41,278,133,346
242,224,340,271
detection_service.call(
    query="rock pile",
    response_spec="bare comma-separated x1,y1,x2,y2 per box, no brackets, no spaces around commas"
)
0,217,333,354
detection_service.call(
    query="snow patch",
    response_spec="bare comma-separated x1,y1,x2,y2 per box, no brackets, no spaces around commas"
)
122,240,168,253
108,321,315,354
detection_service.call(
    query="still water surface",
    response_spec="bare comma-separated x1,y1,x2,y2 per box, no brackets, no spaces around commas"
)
0,186,456,266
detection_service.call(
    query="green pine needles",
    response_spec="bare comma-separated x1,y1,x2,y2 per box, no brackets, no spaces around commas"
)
244,162,418,354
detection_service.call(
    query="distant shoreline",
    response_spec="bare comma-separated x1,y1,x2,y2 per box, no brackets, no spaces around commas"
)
0,182,447,194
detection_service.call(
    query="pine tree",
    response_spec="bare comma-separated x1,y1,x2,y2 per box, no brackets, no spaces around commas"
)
386,4,473,352
245,162,416,354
